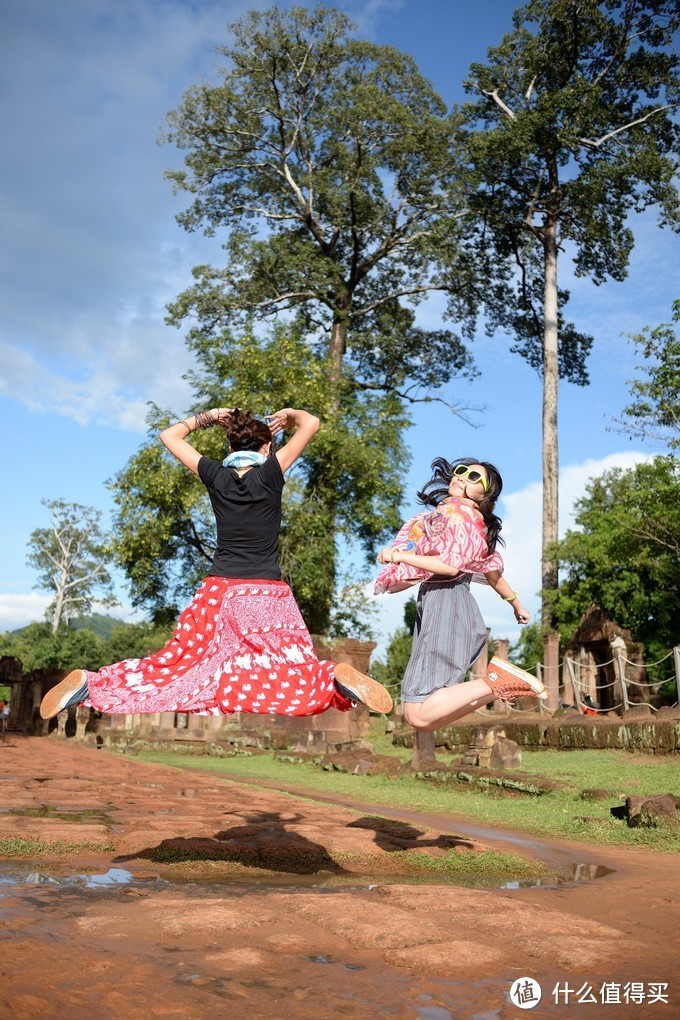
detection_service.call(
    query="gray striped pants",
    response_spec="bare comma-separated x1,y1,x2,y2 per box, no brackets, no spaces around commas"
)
401,576,487,704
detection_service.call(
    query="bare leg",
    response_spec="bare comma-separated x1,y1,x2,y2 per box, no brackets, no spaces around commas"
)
403,679,494,732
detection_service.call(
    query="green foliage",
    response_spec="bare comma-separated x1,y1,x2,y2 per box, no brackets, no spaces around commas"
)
102,620,175,664
0,622,106,673
461,0,679,376
0,617,174,676
613,300,680,450
370,627,412,696
164,5,478,381
326,567,379,641
371,598,417,693
509,621,544,672
111,323,409,632
27,499,116,632
550,456,680,673
403,596,417,635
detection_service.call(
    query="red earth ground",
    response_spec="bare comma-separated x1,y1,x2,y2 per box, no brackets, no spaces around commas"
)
0,736,678,1019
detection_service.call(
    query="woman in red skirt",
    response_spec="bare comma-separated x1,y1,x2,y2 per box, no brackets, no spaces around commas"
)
40,407,392,721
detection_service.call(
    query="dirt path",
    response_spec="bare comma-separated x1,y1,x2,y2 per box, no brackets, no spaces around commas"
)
0,737,677,1019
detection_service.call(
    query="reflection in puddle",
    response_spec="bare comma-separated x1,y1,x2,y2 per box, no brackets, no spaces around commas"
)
502,862,615,888
416,1006,453,1020
0,859,615,895
0,868,164,891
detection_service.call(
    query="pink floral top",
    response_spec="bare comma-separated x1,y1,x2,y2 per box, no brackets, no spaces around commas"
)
373,495,504,595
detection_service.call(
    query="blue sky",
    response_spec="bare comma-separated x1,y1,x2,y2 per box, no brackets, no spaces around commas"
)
1,0,675,656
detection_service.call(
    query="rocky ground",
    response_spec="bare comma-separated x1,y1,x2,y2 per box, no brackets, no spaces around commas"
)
0,736,678,1019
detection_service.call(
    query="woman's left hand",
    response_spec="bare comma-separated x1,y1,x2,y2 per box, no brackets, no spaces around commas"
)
377,546,396,564
514,603,530,624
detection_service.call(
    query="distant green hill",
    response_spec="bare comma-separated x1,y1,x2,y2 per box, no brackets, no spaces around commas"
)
68,613,138,638
8,612,141,639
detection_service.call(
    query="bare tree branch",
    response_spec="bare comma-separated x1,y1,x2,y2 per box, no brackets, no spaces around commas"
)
468,82,516,120
578,105,675,148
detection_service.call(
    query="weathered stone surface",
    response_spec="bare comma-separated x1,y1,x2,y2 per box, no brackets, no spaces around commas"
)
622,704,655,719
320,749,407,778
1,737,679,1020
463,725,507,767
620,793,679,828
417,765,562,795
489,736,522,770
579,788,616,802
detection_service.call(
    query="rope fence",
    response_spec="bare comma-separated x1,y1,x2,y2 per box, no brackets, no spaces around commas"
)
561,644,680,715
379,647,679,716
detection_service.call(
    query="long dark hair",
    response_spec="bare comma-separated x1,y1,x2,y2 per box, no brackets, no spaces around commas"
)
227,409,271,452
416,456,504,553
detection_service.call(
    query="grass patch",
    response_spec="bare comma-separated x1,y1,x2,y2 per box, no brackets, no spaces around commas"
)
135,844,552,887
6,805,116,826
128,736,680,853
0,837,114,858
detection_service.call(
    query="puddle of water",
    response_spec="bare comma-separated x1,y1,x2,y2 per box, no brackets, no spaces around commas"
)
501,862,615,888
0,867,164,891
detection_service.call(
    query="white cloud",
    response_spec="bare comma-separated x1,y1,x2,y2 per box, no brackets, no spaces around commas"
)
0,0,252,430
367,449,653,658
0,593,51,633
346,0,406,35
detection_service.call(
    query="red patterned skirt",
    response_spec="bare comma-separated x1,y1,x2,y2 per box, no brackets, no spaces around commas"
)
84,577,352,717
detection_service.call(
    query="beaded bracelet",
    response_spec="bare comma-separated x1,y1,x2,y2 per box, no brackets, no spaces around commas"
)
195,410,217,430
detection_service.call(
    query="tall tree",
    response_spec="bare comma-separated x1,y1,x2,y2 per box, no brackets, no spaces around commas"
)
460,0,679,629
164,5,475,386
611,299,680,450
27,499,116,634
551,456,680,673
128,4,480,631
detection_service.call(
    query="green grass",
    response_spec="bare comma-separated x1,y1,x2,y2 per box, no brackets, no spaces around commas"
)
141,843,552,886
0,837,114,857
130,736,680,853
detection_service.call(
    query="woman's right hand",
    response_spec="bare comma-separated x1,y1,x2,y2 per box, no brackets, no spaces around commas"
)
377,546,395,564
267,408,293,435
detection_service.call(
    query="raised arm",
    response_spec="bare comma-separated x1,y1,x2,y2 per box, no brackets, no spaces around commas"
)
485,568,530,624
160,408,232,475
269,408,320,474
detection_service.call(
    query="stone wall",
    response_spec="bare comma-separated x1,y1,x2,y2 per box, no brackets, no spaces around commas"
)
393,709,680,755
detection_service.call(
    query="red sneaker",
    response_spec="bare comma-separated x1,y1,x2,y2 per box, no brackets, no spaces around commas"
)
483,657,548,703
333,663,393,714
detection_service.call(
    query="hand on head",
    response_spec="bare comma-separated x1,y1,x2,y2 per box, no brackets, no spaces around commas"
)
266,408,293,436
210,408,233,426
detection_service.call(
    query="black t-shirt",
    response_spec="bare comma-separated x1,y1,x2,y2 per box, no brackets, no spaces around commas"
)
197,455,285,579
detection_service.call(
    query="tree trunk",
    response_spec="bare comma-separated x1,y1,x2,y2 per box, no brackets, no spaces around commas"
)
51,568,67,635
541,221,559,631
410,729,437,770
329,313,348,404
